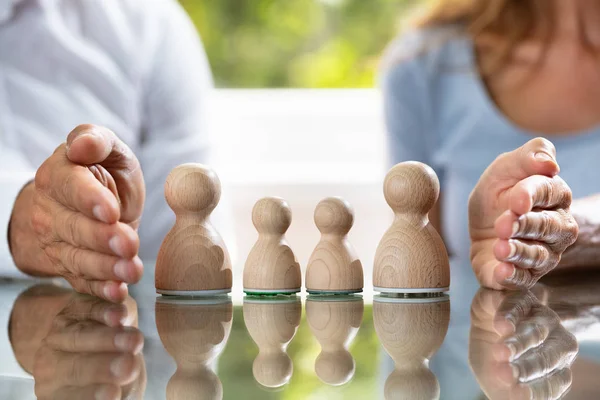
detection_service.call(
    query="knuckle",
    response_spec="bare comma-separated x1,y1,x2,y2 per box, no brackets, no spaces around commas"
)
62,247,83,277
530,137,556,154
34,163,51,191
30,205,50,238
62,212,80,244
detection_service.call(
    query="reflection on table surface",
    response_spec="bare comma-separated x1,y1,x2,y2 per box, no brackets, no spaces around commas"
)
2,260,600,400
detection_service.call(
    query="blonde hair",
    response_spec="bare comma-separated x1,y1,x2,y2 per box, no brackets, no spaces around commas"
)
414,0,553,73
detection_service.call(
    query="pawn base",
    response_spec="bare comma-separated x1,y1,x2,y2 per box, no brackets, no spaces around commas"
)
243,288,300,296
306,288,362,295
157,288,231,296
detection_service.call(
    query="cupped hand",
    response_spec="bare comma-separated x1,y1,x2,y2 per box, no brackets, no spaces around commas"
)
28,124,145,302
469,289,578,400
33,294,146,400
469,138,578,290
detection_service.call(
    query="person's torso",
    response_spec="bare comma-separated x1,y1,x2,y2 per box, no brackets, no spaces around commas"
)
416,32,600,257
0,0,147,169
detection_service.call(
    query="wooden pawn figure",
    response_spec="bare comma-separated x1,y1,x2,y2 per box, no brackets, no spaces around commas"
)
373,296,450,400
156,297,233,400
243,298,301,388
306,296,364,386
243,197,301,295
306,197,363,294
373,162,450,294
155,164,232,296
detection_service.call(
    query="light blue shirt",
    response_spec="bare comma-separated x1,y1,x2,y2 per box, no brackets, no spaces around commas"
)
381,26,600,258
0,0,225,278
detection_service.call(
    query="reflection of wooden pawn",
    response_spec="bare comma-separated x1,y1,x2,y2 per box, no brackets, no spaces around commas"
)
373,162,450,294
155,164,232,296
306,296,364,386
306,197,363,294
243,197,302,295
243,298,302,388
156,298,233,400
373,296,450,400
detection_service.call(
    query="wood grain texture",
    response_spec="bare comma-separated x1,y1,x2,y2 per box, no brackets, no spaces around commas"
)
305,297,364,386
306,197,364,293
156,298,233,400
243,298,302,388
155,164,232,293
373,162,450,292
243,197,302,292
373,298,450,400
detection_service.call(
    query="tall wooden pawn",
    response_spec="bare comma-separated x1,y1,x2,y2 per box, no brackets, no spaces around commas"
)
156,297,233,400
243,298,301,388
243,197,302,295
306,296,364,386
306,197,363,294
373,296,450,400
373,162,450,294
155,164,232,296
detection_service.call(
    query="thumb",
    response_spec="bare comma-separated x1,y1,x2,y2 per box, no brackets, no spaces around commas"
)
66,124,124,165
485,137,560,182
65,124,145,225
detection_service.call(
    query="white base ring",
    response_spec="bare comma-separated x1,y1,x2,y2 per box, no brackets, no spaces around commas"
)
374,294,449,304
373,286,449,294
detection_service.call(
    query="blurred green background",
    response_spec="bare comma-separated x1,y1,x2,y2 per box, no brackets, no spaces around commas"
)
179,0,422,88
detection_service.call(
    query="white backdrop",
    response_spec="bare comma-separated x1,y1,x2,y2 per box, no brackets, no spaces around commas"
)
210,89,392,296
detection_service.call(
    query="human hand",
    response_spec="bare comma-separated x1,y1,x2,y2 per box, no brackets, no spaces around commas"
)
12,124,145,302
469,289,578,400
33,294,146,400
469,138,578,290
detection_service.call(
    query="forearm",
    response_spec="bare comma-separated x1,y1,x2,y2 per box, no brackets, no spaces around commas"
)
558,194,600,268
9,182,54,277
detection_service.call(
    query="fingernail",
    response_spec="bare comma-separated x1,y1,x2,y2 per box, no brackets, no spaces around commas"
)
103,284,113,300
93,205,109,223
511,364,521,381
114,331,139,352
109,236,125,257
508,241,517,258
95,385,115,400
506,343,516,361
104,306,127,326
110,355,131,377
534,152,555,162
511,221,519,237
114,259,130,281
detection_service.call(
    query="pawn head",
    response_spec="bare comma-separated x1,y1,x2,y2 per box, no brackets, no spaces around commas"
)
383,162,439,216
164,164,221,214
314,197,354,235
253,352,293,388
384,368,439,400
315,350,355,386
252,197,292,235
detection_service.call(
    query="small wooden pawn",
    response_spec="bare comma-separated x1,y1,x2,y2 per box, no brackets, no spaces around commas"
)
243,297,302,388
373,162,450,294
373,296,450,400
243,197,302,295
156,297,233,400
305,197,363,294
155,164,232,296
306,296,364,386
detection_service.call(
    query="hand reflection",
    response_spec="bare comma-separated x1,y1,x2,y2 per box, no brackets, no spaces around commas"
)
32,293,146,400
469,289,578,400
